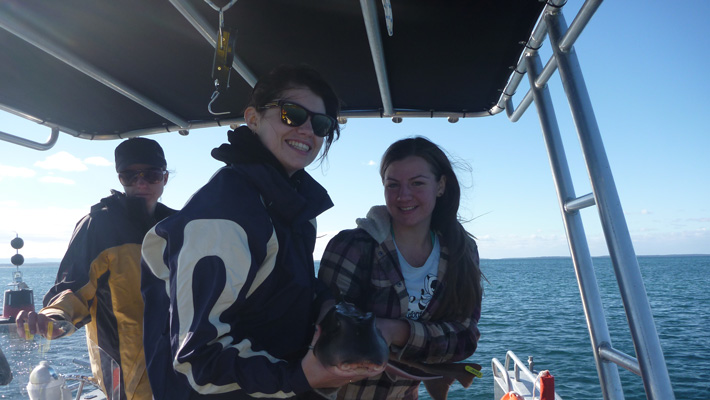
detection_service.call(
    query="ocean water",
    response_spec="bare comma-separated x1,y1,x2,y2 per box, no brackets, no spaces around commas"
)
459,255,710,400
0,263,92,399
0,255,708,399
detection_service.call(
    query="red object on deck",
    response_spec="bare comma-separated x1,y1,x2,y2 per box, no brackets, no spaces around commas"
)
539,370,555,400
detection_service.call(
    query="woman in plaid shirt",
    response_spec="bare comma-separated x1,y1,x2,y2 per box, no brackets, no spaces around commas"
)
318,137,483,399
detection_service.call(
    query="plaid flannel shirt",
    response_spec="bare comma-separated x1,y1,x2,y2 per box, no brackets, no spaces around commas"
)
318,206,480,400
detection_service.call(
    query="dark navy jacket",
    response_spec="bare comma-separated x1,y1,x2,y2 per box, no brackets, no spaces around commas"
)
141,131,333,399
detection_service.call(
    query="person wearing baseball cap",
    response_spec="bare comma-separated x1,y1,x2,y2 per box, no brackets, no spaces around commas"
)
114,137,169,215
17,137,176,400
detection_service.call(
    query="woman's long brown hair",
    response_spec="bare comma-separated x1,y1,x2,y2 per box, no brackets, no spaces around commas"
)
380,137,482,321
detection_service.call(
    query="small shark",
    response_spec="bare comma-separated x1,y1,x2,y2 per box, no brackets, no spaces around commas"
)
314,302,481,400
314,302,389,374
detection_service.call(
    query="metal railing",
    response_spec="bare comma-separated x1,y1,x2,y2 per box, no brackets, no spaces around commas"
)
503,1,675,399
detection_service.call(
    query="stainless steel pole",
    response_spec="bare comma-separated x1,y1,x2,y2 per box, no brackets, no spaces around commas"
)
546,10,675,400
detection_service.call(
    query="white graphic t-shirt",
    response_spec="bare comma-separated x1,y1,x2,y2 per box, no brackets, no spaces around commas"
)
394,235,440,320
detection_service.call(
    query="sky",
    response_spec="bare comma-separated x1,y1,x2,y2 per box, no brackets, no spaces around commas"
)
1,1,708,263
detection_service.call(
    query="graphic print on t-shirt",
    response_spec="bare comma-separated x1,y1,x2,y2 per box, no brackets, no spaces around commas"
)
406,273,438,320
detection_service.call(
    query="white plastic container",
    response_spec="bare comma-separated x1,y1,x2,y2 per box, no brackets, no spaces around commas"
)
26,361,72,400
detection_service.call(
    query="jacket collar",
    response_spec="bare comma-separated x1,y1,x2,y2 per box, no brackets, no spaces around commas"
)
356,205,391,243
93,190,175,229
211,124,333,222
233,163,332,224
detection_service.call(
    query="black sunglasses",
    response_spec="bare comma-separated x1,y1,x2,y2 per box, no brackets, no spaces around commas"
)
118,168,166,186
260,100,336,137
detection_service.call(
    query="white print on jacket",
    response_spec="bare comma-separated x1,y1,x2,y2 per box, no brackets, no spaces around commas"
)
144,218,291,397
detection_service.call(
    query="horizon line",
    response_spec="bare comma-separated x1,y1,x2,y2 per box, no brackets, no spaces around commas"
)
2,253,709,267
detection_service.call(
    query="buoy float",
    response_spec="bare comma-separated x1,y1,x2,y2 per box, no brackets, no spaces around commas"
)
2,234,35,322
500,392,524,400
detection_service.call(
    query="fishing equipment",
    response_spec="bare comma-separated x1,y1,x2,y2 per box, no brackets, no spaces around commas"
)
2,235,35,322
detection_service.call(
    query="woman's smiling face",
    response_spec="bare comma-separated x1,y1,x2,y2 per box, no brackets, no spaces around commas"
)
246,87,325,176
383,155,446,232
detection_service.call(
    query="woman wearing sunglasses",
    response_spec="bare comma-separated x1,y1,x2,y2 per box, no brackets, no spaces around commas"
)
17,137,176,400
318,137,483,400
141,65,379,400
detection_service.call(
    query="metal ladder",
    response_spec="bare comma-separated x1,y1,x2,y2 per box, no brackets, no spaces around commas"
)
500,1,675,399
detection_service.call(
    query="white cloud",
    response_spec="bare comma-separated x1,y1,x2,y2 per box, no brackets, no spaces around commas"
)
39,176,76,185
84,156,113,167
0,164,36,180
366,160,376,166
630,228,710,255
641,209,651,215
34,151,88,172
472,231,574,259
0,205,87,260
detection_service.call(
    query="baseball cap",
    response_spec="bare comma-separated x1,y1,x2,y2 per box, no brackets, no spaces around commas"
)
114,138,166,172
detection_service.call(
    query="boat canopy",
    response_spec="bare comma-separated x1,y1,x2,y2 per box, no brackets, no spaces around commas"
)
0,0,546,142
0,2,680,399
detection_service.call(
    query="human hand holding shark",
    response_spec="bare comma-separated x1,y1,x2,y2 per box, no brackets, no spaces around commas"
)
309,302,482,399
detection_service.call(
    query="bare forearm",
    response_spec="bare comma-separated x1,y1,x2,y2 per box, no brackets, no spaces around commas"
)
376,317,410,347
